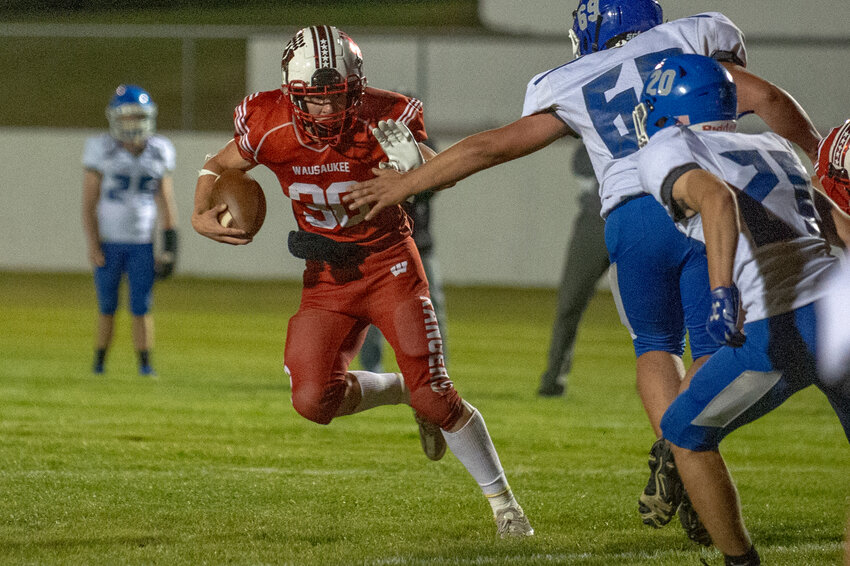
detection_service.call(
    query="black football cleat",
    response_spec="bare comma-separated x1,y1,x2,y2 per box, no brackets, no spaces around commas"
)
678,490,712,546
537,381,566,397
414,410,446,461
537,371,566,397
638,438,684,528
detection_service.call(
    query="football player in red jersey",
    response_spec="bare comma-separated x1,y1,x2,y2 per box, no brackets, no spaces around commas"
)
191,25,533,538
813,120,850,247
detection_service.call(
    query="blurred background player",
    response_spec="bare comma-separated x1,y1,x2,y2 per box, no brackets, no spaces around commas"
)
191,25,532,537
344,0,821,545
537,143,609,397
634,53,850,565
82,84,178,376
815,119,850,246
816,119,850,392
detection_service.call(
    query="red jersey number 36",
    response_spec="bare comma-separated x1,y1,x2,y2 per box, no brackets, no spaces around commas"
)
289,181,368,229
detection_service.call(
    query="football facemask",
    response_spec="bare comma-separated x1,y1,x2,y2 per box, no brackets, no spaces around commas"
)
106,84,157,145
633,54,737,147
281,25,366,145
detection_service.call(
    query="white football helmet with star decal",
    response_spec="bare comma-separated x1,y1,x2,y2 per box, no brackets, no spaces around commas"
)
281,25,367,145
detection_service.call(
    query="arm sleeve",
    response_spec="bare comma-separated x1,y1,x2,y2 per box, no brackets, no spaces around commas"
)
82,137,104,172
397,96,427,143
638,129,706,221
699,12,747,67
521,73,559,118
233,93,261,164
163,137,177,172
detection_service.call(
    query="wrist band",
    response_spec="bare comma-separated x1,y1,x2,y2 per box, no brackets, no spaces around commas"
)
198,168,220,179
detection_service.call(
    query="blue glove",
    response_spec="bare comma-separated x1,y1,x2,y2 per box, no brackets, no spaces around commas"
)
706,285,746,347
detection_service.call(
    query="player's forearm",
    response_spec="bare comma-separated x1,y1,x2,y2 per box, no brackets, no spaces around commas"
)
193,153,229,214
82,216,100,249
194,141,253,214
401,128,527,194
700,188,739,289
674,170,739,287
160,201,178,231
157,177,179,230
193,174,217,216
756,86,819,163
81,197,100,247
81,170,103,248
398,136,497,194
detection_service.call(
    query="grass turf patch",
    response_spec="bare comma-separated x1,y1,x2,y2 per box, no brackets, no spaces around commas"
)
0,272,847,565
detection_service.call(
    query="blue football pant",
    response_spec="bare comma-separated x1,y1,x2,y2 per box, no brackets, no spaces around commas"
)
94,242,155,316
605,194,718,360
661,303,850,451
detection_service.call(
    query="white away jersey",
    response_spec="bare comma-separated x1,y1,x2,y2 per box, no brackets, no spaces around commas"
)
638,127,836,322
817,257,850,383
522,12,746,218
82,133,175,243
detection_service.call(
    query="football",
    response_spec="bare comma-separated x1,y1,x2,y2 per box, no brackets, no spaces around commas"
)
210,169,267,237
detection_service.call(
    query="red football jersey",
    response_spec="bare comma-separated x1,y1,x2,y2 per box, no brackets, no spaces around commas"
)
233,87,426,248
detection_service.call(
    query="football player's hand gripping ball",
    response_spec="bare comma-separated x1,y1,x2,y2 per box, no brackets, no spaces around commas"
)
372,119,424,172
816,119,850,214
706,285,745,347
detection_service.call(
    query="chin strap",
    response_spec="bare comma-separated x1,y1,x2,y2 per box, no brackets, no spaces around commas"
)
591,15,603,52
687,120,737,134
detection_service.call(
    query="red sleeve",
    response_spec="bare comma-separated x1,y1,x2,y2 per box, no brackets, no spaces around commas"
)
232,92,263,164
393,96,427,143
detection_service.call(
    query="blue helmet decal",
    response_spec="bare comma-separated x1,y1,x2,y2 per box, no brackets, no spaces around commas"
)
633,54,737,146
571,0,663,57
105,84,158,145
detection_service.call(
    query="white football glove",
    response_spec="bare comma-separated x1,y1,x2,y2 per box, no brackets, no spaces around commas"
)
372,119,424,172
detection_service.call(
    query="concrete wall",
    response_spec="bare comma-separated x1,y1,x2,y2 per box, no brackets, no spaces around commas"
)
1,127,583,286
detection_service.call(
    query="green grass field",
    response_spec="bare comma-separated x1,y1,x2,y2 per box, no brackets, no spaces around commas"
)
1,272,847,565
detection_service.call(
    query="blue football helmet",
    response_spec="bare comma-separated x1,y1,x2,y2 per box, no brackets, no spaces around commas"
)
106,84,157,145
570,0,662,58
633,54,738,147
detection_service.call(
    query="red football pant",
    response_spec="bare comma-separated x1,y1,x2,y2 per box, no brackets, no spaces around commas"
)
285,237,464,429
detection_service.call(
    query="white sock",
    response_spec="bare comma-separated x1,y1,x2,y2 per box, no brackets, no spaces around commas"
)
349,371,408,413
442,403,518,514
